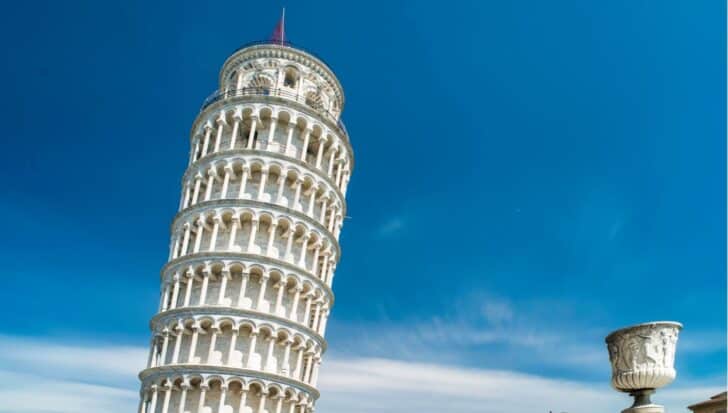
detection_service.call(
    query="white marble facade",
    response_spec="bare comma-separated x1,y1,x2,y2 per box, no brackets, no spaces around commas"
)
138,41,353,413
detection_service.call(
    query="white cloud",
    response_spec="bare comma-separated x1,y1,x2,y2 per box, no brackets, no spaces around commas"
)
0,370,137,413
0,335,145,381
375,216,405,237
0,335,143,413
317,357,722,413
481,299,514,325
0,335,721,413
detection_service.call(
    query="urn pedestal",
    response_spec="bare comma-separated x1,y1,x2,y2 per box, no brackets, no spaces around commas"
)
605,321,682,413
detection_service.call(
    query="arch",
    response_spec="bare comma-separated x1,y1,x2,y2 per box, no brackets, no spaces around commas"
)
226,376,246,389
203,375,226,388
304,91,323,110
267,383,284,398
247,73,274,90
282,66,300,89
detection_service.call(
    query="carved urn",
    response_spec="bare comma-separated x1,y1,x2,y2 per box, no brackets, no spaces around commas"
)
605,321,682,413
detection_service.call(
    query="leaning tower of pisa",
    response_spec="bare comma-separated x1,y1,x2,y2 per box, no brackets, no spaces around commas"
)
137,34,353,413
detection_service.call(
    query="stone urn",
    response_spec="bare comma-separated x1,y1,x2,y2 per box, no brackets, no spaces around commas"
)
605,321,682,413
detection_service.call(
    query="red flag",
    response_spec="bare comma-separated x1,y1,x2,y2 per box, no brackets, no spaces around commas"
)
270,9,285,44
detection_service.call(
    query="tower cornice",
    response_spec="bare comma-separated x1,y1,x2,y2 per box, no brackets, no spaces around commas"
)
219,42,345,111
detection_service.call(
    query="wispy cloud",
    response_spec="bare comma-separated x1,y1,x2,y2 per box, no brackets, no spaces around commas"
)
0,335,144,413
317,358,721,413
374,216,406,238
0,370,137,413
480,298,514,325
328,293,726,384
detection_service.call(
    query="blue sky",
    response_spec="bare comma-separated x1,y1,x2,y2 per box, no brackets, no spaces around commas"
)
0,1,724,412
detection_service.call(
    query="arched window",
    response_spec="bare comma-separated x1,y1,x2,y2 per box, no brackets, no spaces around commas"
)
248,74,273,95
283,67,299,89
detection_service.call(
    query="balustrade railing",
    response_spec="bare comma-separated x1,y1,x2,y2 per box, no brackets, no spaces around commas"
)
200,87,348,137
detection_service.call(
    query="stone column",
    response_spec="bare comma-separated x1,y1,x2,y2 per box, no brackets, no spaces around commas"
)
274,281,286,316
306,185,318,216
320,252,330,282
229,113,242,149
187,323,200,363
327,146,337,176
192,218,205,253
171,324,183,363
191,174,203,205
201,122,213,157
281,339,293,376
256,272,269,310
284,122,295,155
284,230,296,262
264,335,277,372
335,159,343,185
311,357,322,387
180,224,191,256
319,197,328,223
227,329,239,364
267,116,278,150
275,173,287,204
148,385,159,413
177,384,188,413
237,271,250,308
228,216,240,251
246,332,258,368
311,302,322,332
160,283,170,311
247,218,259,252
189,136,200,166
196,384,208,413
298,233,310,268
291,178,303,210
257,167,269,201
214,115,227,153
238,165,250,199
319,309,330,336
208,215,221,252
257,391,268,413
221,164,233,198
266,221,278,257
289,286,302,321
311,244,321,277
303,295,313,325
198,268,210,306
238,387,248,413
169,274,181,309
161,384,172,413
182,183,192,209
218,384,228,412
159,329,170,366
302,354,313,383
217,269,230,305
204,169,217,201
292,345,305,380
246,117,258,149
300,128,311,161
315,136,328,169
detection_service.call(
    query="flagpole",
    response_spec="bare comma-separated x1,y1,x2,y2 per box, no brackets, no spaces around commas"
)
281,8,285,45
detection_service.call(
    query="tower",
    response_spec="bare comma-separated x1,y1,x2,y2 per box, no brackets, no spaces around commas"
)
137,30,353,413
